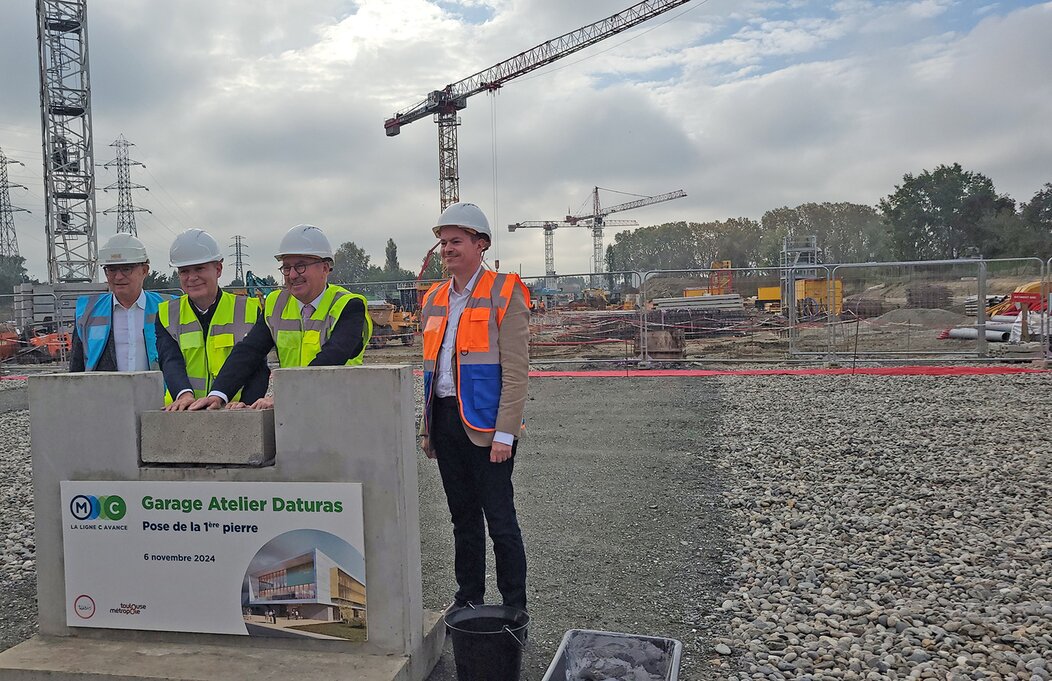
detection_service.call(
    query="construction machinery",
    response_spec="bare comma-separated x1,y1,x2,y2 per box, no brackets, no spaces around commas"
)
384,0,696,211
367,301,416,348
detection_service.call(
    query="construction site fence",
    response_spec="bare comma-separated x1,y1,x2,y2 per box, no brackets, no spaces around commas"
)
4,256,1050,369
822,257,1046,360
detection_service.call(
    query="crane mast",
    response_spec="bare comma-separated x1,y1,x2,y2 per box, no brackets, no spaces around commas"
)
508,219,637,285
37,0,98,283
384,0,694,210
567,187,687,277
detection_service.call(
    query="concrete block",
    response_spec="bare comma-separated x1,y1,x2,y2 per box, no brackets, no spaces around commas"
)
25,366,438,678
0,616,445,681
139,410,275,465
272,365,423,657
29,371,162,636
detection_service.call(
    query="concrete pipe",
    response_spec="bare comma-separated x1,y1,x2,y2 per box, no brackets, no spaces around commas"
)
945,328,1010,342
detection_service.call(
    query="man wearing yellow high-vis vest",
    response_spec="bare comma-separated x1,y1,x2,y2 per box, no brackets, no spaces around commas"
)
418,202,531,613
157,229,268,411
188,224,371,411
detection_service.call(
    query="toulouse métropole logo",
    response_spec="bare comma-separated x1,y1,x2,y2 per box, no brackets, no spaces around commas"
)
70,494,127,522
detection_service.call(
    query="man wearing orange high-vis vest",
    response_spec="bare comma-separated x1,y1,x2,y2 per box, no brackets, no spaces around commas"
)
419,202,531,614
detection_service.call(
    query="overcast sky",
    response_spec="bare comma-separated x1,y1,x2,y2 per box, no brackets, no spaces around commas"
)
1,0,1050,283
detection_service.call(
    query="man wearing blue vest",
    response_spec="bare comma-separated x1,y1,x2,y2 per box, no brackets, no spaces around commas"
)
188,224,371,411
70,233,170,373
418,203,531,614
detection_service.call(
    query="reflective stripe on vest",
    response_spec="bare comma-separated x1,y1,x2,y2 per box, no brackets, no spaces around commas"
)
75,291,169,372
263,284,372,368
159,291,260,402
420,270,529,432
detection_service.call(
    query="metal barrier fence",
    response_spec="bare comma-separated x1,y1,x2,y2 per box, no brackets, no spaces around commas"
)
521,271,644,365
824,257,1046,360
640,266,831,362
4,255,1050,370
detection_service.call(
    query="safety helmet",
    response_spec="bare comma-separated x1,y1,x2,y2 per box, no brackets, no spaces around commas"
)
169,228,223,267
274,224,334,260
433,202,492,240
98,232,149,265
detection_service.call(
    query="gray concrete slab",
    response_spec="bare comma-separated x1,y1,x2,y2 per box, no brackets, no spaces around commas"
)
139,409,275,465
0,611,445,681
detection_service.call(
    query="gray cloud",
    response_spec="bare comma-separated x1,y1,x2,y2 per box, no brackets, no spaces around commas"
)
1,0,1049,281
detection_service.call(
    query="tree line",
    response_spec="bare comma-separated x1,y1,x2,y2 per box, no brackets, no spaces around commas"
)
606,164,1052,272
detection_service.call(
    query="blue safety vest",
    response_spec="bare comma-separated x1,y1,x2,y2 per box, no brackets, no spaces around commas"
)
74,291,169,371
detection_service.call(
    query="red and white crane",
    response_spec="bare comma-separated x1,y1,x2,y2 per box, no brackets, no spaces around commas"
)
383,0,695,211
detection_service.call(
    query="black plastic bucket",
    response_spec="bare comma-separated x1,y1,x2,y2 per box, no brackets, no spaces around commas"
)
444,604,529,681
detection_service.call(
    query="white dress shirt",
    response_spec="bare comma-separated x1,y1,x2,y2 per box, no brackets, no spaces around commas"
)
434,266,514,446
112,290,149,372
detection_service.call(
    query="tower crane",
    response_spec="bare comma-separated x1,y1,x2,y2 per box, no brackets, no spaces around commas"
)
508,219,637,285
567,187,687,277
383,0,695,211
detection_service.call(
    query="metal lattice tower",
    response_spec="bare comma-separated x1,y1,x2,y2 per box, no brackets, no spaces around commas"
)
230,235,249,283
37,0,98,282
102,134,150,236
0,148,31,259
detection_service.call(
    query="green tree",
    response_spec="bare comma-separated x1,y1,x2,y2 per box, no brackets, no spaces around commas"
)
1009,183,1052,257
331,241,373,284
144,269,176,290
760,203,891,264
879,163,1015,260
0,254,30,295
384,238,400,273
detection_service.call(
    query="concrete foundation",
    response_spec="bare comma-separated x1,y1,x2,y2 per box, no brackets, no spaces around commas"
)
140,409,276,465
0,366,443,681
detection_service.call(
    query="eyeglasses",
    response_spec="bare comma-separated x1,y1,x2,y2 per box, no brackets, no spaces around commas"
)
103,264,141,276
279,260,325,275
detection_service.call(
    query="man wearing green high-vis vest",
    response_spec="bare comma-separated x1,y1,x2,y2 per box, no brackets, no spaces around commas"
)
157,229,269,411
188,224,372,411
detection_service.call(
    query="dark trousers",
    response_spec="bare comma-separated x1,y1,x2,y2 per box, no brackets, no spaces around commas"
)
431,396,527,610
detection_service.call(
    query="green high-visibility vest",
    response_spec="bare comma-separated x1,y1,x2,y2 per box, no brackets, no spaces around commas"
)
263,284,371,367
159,291,260,403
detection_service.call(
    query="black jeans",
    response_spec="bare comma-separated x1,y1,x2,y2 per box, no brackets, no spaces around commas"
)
431,396,527,610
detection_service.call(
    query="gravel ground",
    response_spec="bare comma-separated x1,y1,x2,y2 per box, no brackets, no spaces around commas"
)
1,372,1050,681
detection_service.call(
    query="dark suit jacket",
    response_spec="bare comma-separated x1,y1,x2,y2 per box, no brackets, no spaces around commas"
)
210,297,367,401
154,295,270,404
69,328,119,372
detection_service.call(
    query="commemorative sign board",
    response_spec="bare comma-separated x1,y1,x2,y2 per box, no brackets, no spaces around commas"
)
61,481,367,640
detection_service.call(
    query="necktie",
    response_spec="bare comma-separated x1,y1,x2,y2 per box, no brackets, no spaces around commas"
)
302,303,315,319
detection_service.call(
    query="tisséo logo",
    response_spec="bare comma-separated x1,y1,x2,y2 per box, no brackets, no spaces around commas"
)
74,594,96,619
70,494,127,522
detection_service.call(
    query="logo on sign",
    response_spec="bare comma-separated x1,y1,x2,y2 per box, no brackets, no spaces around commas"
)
70,495,127,522
74,594,96,619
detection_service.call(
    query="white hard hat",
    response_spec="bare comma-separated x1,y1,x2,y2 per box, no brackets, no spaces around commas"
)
274,224,334,260
433,202,492,240
169,228,223,267
98,232,149,265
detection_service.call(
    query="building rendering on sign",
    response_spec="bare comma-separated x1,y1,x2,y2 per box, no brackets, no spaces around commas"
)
246,548,366,622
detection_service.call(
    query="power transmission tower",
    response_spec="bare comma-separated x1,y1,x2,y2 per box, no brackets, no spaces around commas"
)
101,134,150,236
230,235,249,283
0,148,31,259
37,0,98,282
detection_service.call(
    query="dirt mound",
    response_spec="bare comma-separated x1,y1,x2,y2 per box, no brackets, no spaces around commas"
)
871,307,972,328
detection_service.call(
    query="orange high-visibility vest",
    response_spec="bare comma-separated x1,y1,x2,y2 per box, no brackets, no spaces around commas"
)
421,270,529,432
